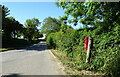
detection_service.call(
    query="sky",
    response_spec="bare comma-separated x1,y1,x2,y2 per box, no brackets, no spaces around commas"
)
2,2,65,25
1,2,83,29
2,0,55,2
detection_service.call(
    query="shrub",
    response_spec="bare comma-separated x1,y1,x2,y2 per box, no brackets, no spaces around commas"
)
46,25,120,76
46,33,56,48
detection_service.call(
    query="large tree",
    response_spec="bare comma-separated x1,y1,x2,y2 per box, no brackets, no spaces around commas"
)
24,18,41,41
2,5,23,38
56,2,120,31
41,17,61,34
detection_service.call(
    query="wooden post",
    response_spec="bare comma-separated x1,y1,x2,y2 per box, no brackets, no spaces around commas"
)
86,37,92,63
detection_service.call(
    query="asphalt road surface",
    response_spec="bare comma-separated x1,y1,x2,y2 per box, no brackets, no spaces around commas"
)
0,41,65,76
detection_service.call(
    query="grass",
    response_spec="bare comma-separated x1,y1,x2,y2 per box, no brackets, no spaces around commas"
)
0,48,9,51
50,49,73,74
0,48,14,51
50,49,106,76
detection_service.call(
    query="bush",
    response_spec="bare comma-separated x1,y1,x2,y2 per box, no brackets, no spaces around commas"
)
46,33,56,49
46,25,120,76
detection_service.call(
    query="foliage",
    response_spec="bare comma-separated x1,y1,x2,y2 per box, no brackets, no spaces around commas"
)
60,23,73,33
1,5,10,18
51,2,120,76
56,2,120,31
1,5,41,48
2,17,24,38
2,5,24,39
46,24,120,76
24,18,41,41
41,17,61,34
46,33,56,49
59,15,68,25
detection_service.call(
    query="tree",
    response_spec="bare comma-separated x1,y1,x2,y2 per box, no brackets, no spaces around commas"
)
41,17,61,34
24,18,41,41
2,5,10,38
56,2,120,31
7,17,23,38
1,5,10,19
2,16,23,38
1,5,23,38
59,16,68,25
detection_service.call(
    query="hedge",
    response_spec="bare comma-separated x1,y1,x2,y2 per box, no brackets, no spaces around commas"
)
47,25,120,77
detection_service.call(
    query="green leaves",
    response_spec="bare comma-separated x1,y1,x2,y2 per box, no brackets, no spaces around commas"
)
41,2,120,76
41,17,61,34
24,18,40,41
56,2,120,31
25,18,40,28
2,5,10,17
47,25,120,76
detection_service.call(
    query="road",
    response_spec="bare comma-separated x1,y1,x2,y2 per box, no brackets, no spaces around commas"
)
0,41,65,76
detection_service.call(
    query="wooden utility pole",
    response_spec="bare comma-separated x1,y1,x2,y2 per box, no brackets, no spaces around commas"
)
86,37,92,63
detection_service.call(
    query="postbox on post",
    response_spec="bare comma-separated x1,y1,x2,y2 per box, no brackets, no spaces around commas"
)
84,37,89,50
84,37,93,63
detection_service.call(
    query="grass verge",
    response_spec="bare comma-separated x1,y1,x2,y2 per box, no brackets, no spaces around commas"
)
0,48,14,51
50,49,106,76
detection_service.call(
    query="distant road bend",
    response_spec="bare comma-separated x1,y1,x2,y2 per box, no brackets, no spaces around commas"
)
1,41,65,75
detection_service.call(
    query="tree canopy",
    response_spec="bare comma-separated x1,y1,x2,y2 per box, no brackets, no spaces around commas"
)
2,5,23,38
56,2,120,31
41,17,61,34
24,18,41,41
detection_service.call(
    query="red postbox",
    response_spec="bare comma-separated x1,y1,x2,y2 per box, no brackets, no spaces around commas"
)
84,37,89,50
84,37,93,50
